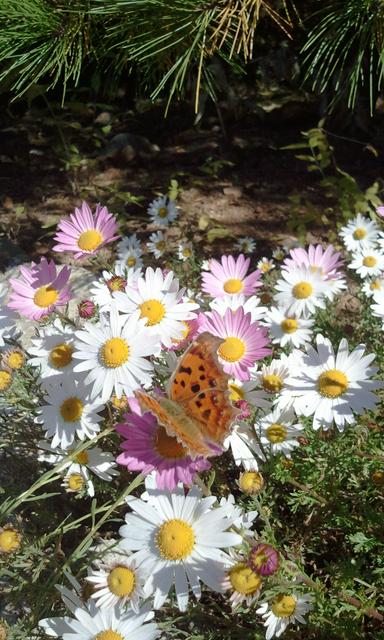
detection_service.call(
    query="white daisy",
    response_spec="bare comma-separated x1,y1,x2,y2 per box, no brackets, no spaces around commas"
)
224,421,265,470
348,249,384,279
73,305,158,403
147,195,178,226
62,466,89,495
119,476,242,612
117,233,142,254
339,213,380,252
116,235,143,269
209,294,268,323
86,552,148,612
28,318,76,384
178,241,194,262
113,267,199,348
234,236,256,254
35,379,105,449
39,596,158,640
251,355,295,412
262,306,314,349
0,285,18,346
362,277,384,297
222,550,263,609
257,408,304,457
90,264,141,313
147,231,167,259
285,334,382,431
257,592,313,639
227,378,271,410
272,246,289,261
257,257,275,274
274,266,328,317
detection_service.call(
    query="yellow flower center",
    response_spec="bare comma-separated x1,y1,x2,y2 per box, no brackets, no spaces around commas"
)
266,423,287,443
158,206,168,218
111,395,129,410
239,471,264,494
33,286,58,308
262,374,283,393
0,371,12,391
271,594,297,618
0,529,21,554
60,397,84,422
223,278,244,294
280,318,298,334
126,256,137,267
318,369,348,398
292,281,313,299
229,563,262,595
139,299,166,326
156,519,195,560
182,247,192,258
107,566,136,597
353,227,367,240
75,450,89,465
106,276,126,292
101,337,130,368
67,473,84,492
218,337,245,363
94,632,124,640
49,343,73,369
77,229,103,252
228,382,244,402
363,256,377,268
260,262,271,273
6,351,25,370
370,280,381,291
154,426,187,459
156,240,166,252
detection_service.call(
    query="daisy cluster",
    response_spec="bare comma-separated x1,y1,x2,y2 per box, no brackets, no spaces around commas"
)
0,197,383,640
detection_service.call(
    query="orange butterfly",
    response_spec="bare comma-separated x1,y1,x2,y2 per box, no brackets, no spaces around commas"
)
135,332,239,458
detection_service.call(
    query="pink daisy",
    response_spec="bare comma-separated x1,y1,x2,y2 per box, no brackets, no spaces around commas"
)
8,258,71,321
202,307,271,380
53,201,120,258
282,244,344,280
202,254,262,298
116,411,210,490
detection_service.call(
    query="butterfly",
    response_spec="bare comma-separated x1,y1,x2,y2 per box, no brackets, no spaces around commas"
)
135,332,239,458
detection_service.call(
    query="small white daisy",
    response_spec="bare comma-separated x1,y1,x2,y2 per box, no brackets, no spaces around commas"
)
257,257,275,274
113,267,199,348
117,233,142,253
251,355,294,412
62,466,89,495
234,237,256,254
224,421,265,470
285,334,382,431
362,277,384,297
222,550,263,609
73,305,158,403
209,294,268,323
147,231,167,259
274,266,328,317
272,246,289,261
119,475,242,612
257,592,313,639
0,285,18,347
348,249,384,279
86,552,148,612
28,318,76,384
90,264,141,313
227,378,271,410
339,213,380,253
116,235,143,269
257,408,304,457
262,306,314,349
147,195,178,226
35,379,105,449
178,241,194,262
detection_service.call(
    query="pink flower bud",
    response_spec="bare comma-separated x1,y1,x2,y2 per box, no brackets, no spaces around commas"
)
248,543,280,576
78,299,96,319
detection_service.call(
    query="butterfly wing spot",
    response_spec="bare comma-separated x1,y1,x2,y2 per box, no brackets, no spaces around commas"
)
191,383,200,393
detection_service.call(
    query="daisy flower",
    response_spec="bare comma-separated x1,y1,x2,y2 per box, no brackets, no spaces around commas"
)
1,346,25,371
219,494,258,533
28,318,76,383
178,241,194,262
339,213,380,252
39,597,159,640
116,411,210,490
8,257,71,321
234,236,256,254
147,231,167,259
0,526,22,555
224,421,264,470
209,294,268,323
362,277,384,297
53,201,119,258
90,264,141,313
0,285,18,346
257,408,304,458
117,233,142,253
113,267,199,349
257,592,313,639
116,235,144,270
251,355,295,412
74,305,158,403
0,368,13,392
257,257,275,274
262,306,314,349
35,379,105,449
238,470,265,495
272,246,289,261
202,307,271,380
282,244,344,278
147,195,178,226
86,552,148,612
286,334,382,431
202,254,262,298
62,467,88,494
227,378,271,410
119,476,242,611
273,266,328,317
348,249,384,279
222,551,263,609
